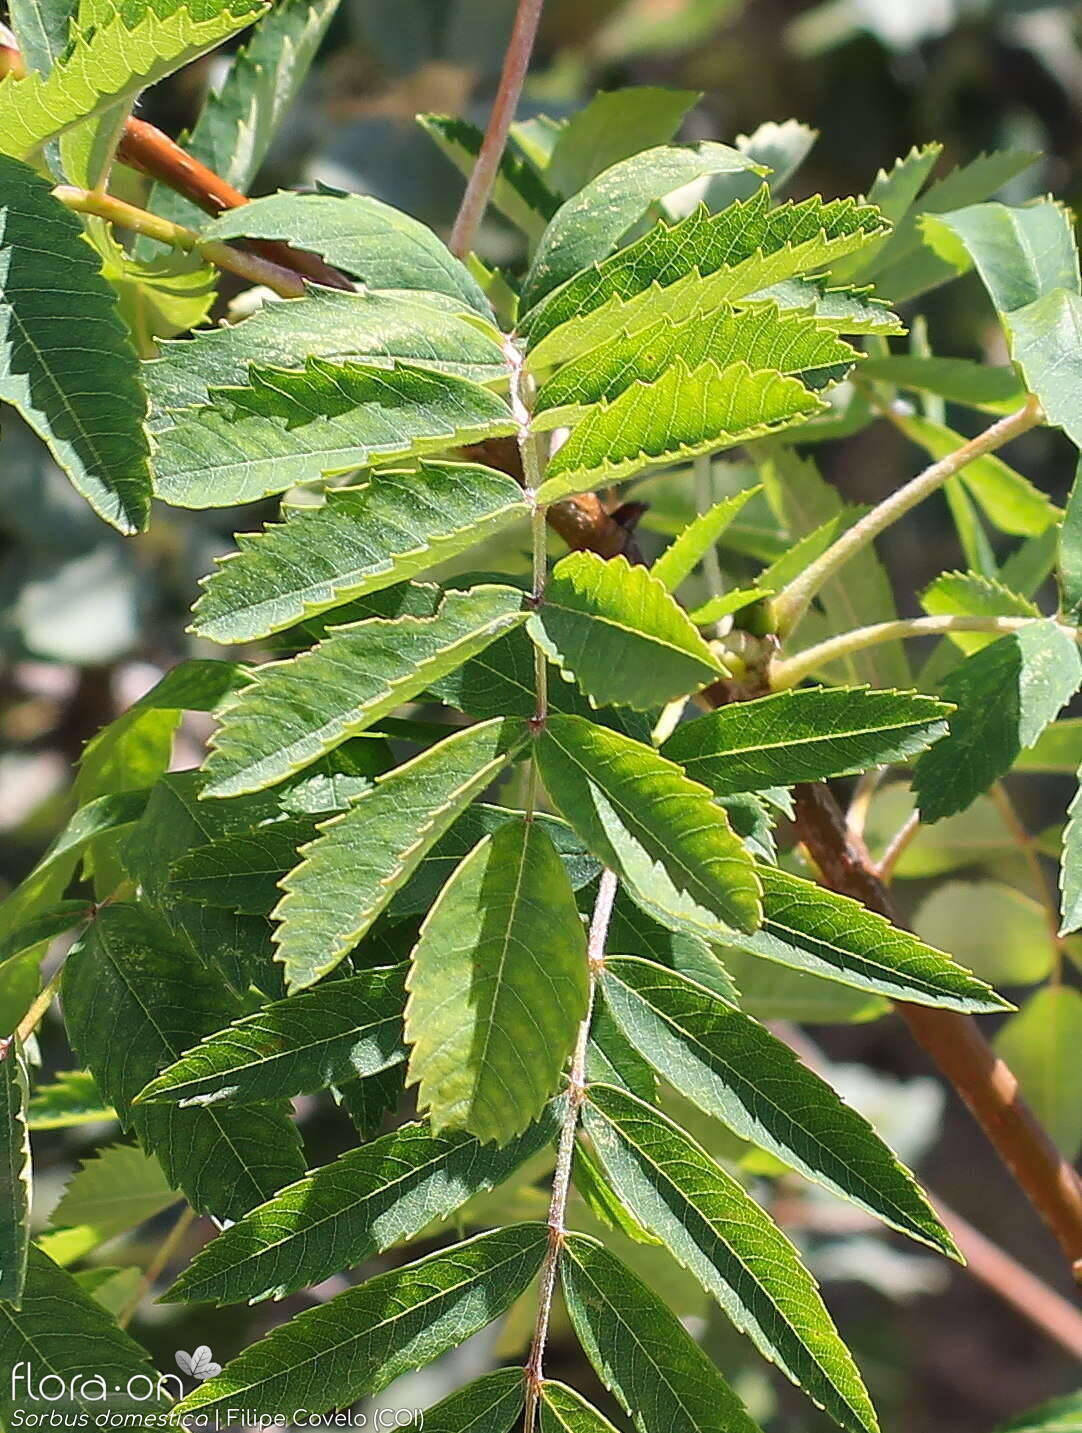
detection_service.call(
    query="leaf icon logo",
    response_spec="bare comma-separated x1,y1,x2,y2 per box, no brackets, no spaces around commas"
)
174,1347,221,1381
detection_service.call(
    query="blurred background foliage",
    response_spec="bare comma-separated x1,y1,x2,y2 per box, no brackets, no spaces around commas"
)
3,2,1082,1430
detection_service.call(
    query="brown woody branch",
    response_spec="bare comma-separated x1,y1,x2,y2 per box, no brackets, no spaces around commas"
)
792,780,1082,1277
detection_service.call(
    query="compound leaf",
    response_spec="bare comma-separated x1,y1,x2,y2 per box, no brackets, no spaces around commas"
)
0,1037,30,1306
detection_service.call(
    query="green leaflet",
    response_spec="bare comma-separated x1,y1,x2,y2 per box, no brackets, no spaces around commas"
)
0,790,147,951
527,552,723,710
1060,456,1082,622
0,156,150,532
174,1225,548,1420
0,903,88,969
170,817,320,917
607,889,739,1005
419,114,559,240
423,1369,527,1433
652,488,758,593
406,820,588,1142
913,621,1082,823
540,359,822,503
544,87,699,197
152,358,517,509
858,356,1027,415
662,686,950,794
49,1143,179,1244
201,189,491,316
923,199,1079,317
888,412,1058,538
740,867,1008,1011
136,967,408,1107
994,987,1082,1160
1061,776,1082,936
584,1083,878,1433
8,0,75,73
0,0,266,159
274,718,528,990
533,306,859,423
146,288,508,429
537,715,762,939
167,1109,559,1306
541,1382,622,1433
601,957,956,1255
0,1248,168,1423
561,1234,761,1433
521,141,765,309
141,0,340,236
995,1392,1082,1433
193,463,527,643
27,1071,114,1130
61,904,304,1221
203,586,527,798
520,187,889,360
0,1037,30,1306
922,199,1082,446
921,571,1039,653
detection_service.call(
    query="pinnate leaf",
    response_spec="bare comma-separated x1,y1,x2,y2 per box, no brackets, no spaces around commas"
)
914,620,1082,823
601,956,957,1255
537,715,762,939
528,552,723,710
174,1225,548,1420
153,359,516,509
274,718,528,990
0,156,150,532
62,904,303,1221
168,1107,557,1306
204,586,527,797
561,1234,761,1433
540,358,822,503
27,1070,114,1130
195,463,525,644
0,0,266,159
544,87,699,197
137,967,408,1107
662,686,950,794
584,1082,878,1433
406,819,588,1142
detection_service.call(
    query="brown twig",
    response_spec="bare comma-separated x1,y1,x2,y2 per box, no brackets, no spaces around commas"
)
791,781,1082,1278
448,0,546,259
